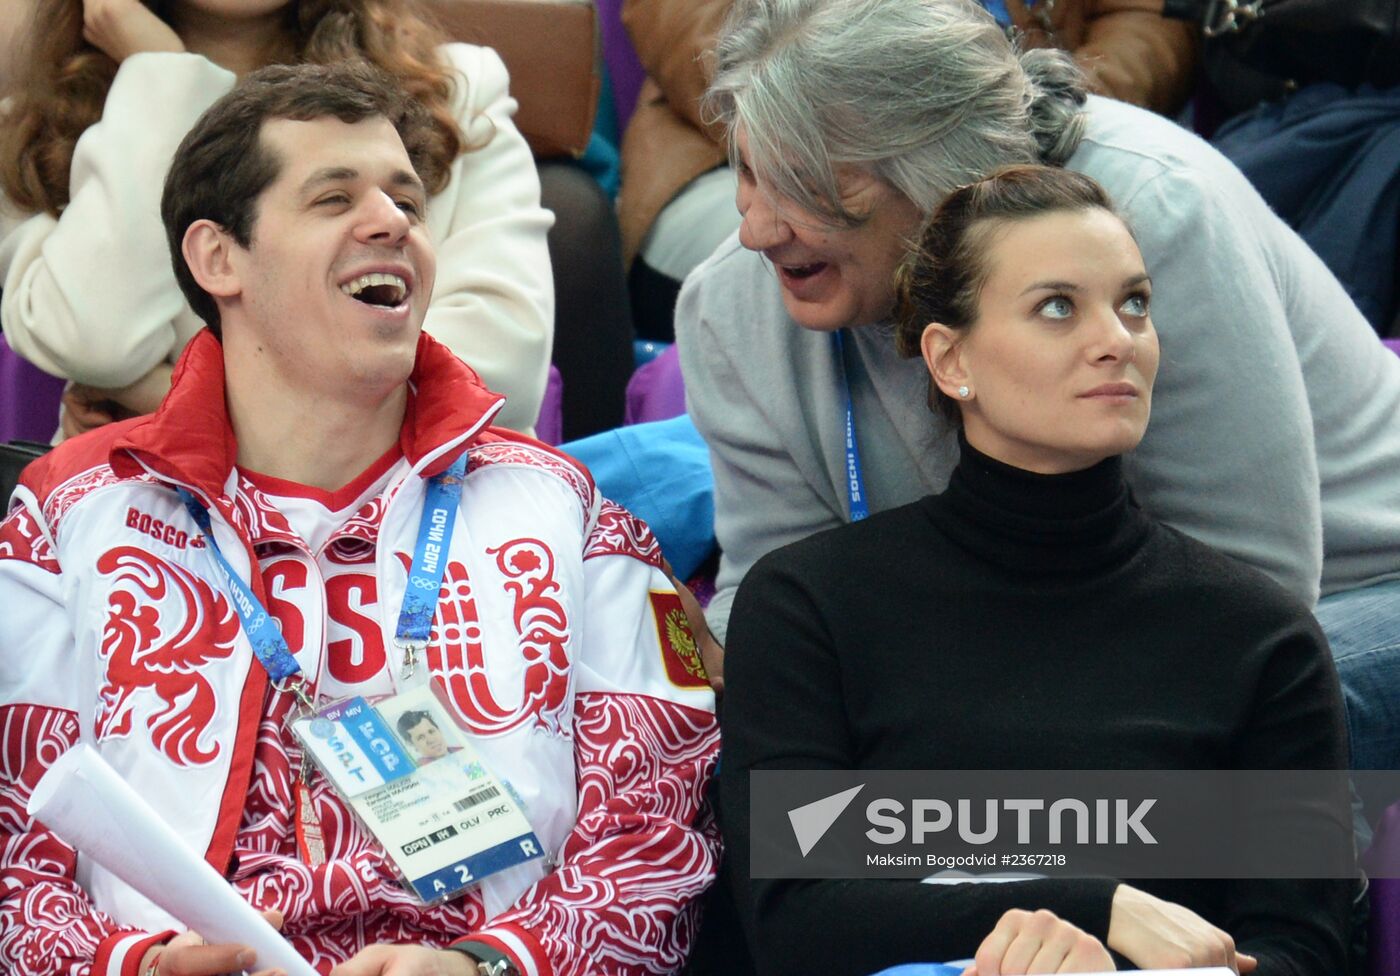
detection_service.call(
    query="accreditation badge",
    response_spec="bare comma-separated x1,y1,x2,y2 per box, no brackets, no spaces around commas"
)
290,685,545,905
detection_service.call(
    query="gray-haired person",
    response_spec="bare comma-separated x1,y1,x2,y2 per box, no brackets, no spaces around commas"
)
677,0,1400,801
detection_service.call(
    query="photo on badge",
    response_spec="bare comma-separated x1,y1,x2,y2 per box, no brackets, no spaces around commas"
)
388,688,469,767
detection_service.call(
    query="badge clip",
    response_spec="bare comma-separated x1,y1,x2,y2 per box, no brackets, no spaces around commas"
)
279,677,316,714
395,638,426,678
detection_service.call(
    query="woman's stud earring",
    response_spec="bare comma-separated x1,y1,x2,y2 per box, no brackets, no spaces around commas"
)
958,385,971,399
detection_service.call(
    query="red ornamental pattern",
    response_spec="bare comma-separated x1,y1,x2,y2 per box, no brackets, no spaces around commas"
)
237,474,400,553
234,687,489,973
584,500,663,567
231,478,299,546
468,441,593,512
490,692,720,976
0,508,59,573
406,544,573,738
43,465,158,538
0,695,717,973
336,486,400,546
0,706,81,824
484,539,572,737
0,877,115,976
0,704,118,976
94,547,241,766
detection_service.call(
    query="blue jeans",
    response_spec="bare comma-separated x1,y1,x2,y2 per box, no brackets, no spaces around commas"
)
1316,578,1400,835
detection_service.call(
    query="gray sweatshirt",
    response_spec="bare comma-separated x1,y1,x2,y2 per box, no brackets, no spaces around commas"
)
678,96,1400,643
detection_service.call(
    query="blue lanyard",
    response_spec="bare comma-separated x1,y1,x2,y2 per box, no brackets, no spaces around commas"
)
393,453,467,673
179,452,467,691
181,489,305,692
832,331,870,522
982,0,1013,25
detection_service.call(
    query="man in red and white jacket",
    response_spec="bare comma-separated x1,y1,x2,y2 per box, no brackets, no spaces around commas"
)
0,61,718,976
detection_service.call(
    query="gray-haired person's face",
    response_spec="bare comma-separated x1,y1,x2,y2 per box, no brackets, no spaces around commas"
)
734,129,921,332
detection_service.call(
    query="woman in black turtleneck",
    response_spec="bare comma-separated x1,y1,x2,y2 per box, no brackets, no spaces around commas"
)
719,166,1354,976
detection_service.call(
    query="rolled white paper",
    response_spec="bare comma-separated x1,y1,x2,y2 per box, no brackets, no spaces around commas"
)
28,743,317,976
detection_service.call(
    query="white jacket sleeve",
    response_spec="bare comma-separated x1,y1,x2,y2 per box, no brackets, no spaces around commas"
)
0,53,234,388
425,45,554,434
0,500,175,976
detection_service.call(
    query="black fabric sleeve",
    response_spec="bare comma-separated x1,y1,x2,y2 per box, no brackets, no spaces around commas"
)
1221,606,1355,976
718,552,1119,976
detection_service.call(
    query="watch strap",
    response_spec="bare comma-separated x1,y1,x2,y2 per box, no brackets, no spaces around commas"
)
451,939,521,976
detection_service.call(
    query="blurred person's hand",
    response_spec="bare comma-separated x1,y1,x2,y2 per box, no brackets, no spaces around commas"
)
664,560,724,695
83,0,183,62
60,381,138,441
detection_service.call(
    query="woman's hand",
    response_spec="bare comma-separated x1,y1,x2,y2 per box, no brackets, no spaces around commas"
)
961,908,1115,975
1107,884,1257,973
82,0,183,62
330,945,479,976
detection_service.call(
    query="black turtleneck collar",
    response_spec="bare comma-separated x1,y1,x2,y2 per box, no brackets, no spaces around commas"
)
924,433,1151,578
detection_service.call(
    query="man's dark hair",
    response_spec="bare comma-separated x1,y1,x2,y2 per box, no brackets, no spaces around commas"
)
160,60,435,333
396,709,438,739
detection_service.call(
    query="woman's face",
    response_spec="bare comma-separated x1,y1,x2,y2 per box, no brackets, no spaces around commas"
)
929,207,1159,474
734,129,922,332
164,0,291,22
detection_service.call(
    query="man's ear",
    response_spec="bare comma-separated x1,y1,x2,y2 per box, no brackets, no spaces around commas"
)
181,219,242,300
920,322,972,401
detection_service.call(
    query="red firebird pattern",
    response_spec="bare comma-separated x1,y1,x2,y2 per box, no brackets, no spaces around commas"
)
94,547,241,767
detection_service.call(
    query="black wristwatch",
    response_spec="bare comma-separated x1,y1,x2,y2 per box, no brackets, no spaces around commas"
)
452,940,522,976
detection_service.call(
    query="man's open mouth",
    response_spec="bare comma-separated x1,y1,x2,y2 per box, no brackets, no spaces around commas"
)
340,272,409,308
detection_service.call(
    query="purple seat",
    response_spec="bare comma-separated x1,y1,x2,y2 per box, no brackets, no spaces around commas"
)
623,343,686,425
596,0,646,134
1365,801,1400,975
0,335,63,443
1384,339,1400,357
1371,878,1400,975
535,364,565,445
